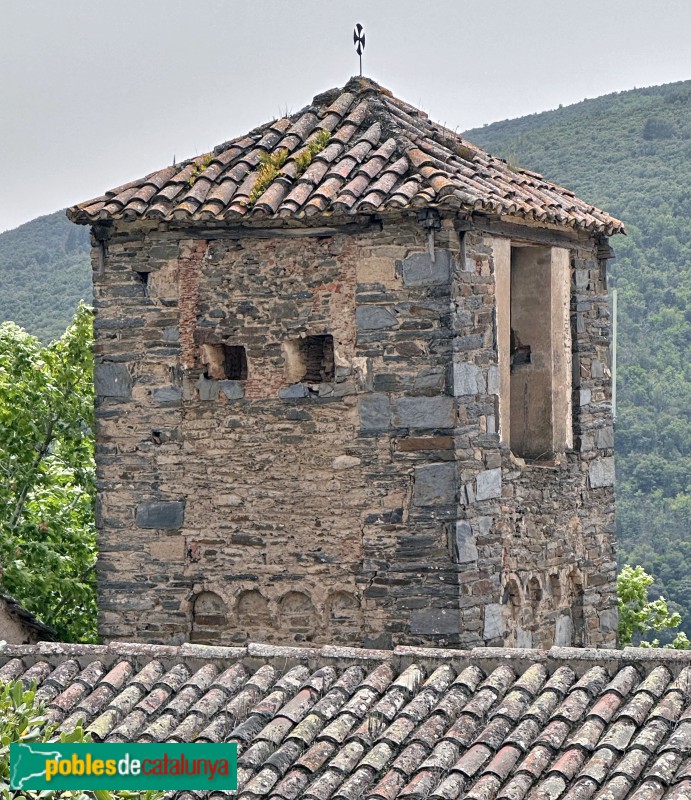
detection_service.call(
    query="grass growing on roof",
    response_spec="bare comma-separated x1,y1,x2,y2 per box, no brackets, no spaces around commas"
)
293,129,331,177
247,130,331,207
248,148,289,206
188,153,214,186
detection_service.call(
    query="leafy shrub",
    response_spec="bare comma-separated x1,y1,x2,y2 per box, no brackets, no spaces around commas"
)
618,565,689,648
0,305,97,642
0,672,160,800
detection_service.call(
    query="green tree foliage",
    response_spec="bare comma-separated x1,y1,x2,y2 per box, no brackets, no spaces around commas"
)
466,79,691,635
0,305,97,642
618,565,689,648
0,672,160,800
0,212,91,343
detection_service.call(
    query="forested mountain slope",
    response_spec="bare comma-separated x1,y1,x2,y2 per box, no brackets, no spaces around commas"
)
1,79,689,632
0,211,90,342
466,80,691,629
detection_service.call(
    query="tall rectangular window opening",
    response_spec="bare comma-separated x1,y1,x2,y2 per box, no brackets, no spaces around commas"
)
495,242,572,459
301,335,335,382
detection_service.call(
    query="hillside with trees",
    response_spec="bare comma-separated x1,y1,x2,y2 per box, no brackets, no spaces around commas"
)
466,79,691,632
0,78,689,638
0,211,91,342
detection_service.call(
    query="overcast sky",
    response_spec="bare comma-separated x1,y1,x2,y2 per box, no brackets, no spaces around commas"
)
2,0,691,233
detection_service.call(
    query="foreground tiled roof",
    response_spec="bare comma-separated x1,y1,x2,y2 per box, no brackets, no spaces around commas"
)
67,77,624,236
2,641,691,799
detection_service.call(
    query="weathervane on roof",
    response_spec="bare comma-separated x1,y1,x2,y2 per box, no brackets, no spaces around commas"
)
353,24,365,76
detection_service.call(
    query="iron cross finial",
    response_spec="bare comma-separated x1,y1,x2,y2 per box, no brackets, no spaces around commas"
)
353,24,365,77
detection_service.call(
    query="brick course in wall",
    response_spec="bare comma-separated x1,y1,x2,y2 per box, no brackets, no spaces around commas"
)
91,211,616,650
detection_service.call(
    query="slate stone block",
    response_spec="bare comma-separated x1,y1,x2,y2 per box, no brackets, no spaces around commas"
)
589,457,615,488
473,516,493,536
397,250,452,286
413,367,445,392
94,316,145,331
393,396,455,429
363,633,392,649
476,468,502,501
483,603,503,640
358,394,391,430
413,463,457,506
456,334,484,351
555,614,573,646
596,426,615,450
599,607,618,633
220,380,245,400
410,607,460,636
182,376,196,401
373,374,399,392
331,381,356,398
153,386,182,406
279,383,309,400
356,306,397,330
453,362,485,396
461,483,476,505
149,243,180,260
454,521,478,564
516,627,533,648
575,269,590,289
397,436,453,452
487,365,499,395
94,362,132,398
580,388,592,406
136,501,185,530
196,376,219,401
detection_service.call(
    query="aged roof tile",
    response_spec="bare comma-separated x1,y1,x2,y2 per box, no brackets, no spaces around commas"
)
666,780,691,799
4,642,691,798
394,741,429,777
67,77,624,235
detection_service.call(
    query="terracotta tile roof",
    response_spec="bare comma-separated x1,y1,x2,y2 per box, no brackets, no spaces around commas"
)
67,77,624,236
3,641,691,798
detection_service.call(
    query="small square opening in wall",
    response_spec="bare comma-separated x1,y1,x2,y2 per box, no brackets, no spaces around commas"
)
222,345,248,380
201,343,248,380
284,335,335,384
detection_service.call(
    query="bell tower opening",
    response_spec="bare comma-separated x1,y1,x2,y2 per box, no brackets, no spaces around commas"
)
496,243,573,459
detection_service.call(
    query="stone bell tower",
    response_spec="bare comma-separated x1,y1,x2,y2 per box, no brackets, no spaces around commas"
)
69,76,621,649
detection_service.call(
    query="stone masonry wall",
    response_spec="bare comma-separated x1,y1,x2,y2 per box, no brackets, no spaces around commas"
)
92,213,616,650
452,230,617,649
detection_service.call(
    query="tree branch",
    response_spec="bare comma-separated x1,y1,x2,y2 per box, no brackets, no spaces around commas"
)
7,417,56,531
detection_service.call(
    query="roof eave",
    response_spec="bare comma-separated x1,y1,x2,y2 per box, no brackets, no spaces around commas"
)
67,201,625,238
